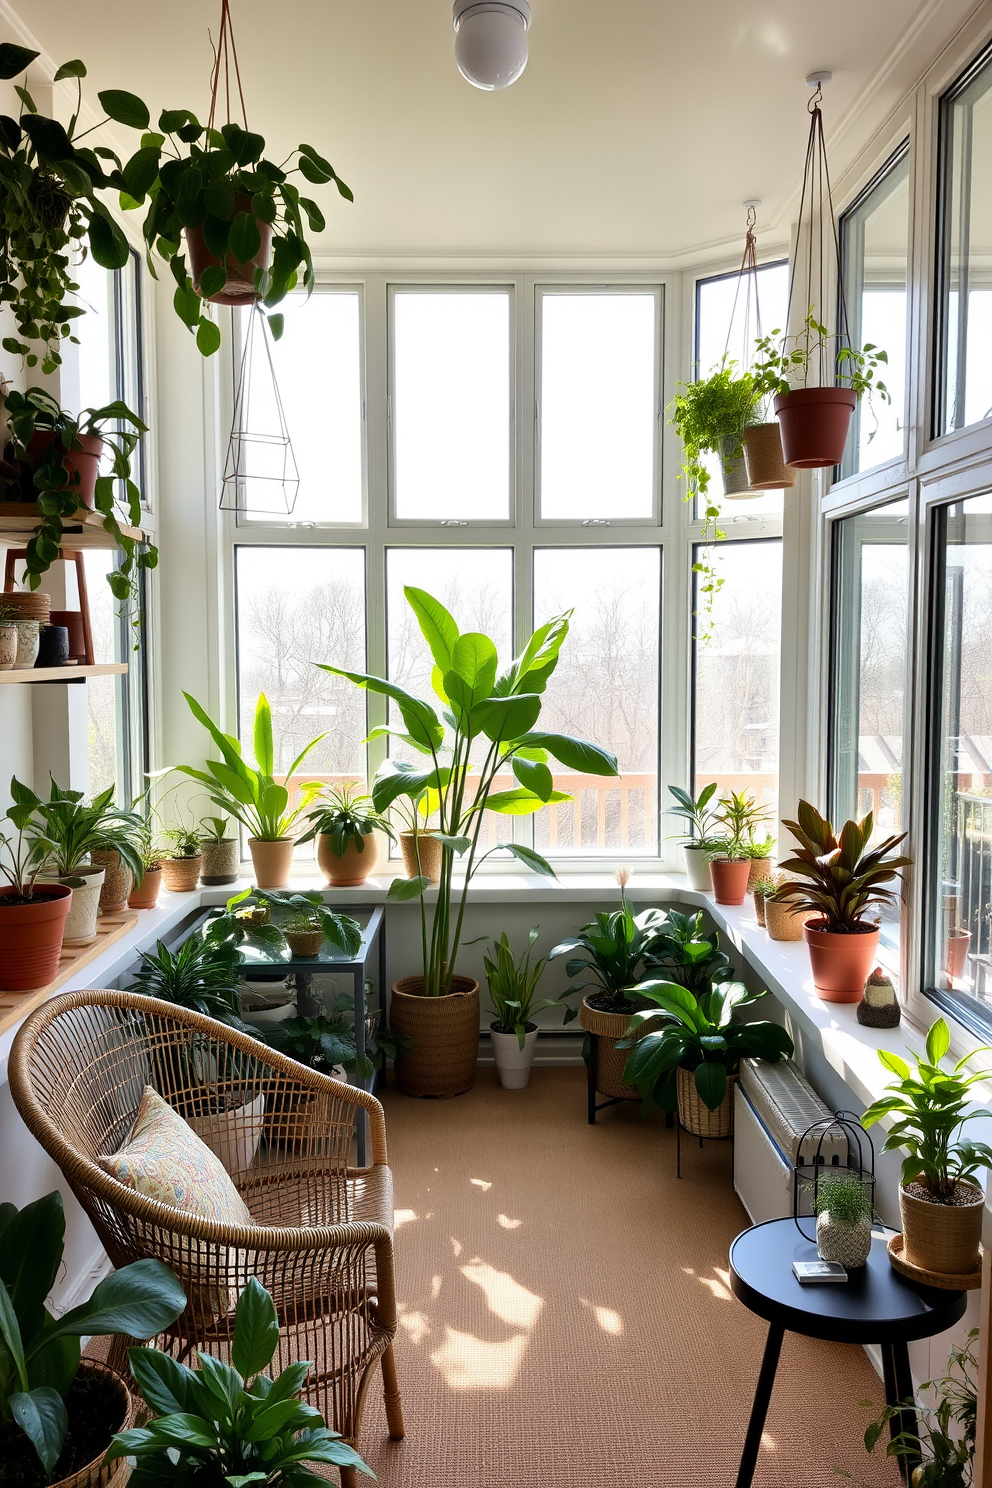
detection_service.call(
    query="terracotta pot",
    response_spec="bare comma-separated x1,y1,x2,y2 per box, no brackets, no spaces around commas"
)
50,1358,135,1488
709,858,751,905
742,422,797,489
317,830,378,886
0,623,17,669
746,857,773,887
285,927,323,958
773,387,858,469
50,608,87,662
200,837,240,885
186,195,274,307
90,849,133,913
945,931,972,980
677,1066,736,1138
390,975,480,1097
39,865,104,946
160,855,202,893
765,897,812,942
400,831,442,884
683,844,713,892
578,997,641,1101
899,1181,984,1275
249,836,295,888
804,920,880,1003
128,863,162,909
27,431,104,509
0,883,72,991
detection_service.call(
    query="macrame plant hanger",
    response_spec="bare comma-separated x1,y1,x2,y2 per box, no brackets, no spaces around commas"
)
717,205,764,501
211,0,299,517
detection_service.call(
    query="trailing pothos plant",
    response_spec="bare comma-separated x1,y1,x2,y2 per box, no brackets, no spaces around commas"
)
4,386,156,619
117,114,352,354
0,45,136,373
323,587,619,997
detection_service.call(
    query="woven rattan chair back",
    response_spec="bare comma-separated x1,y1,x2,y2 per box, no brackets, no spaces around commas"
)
9,990,405,1481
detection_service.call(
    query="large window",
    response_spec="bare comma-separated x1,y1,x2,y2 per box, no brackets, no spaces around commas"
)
930,493,992,1015
937,44,992,436
829,499,910,959
840,145,911,476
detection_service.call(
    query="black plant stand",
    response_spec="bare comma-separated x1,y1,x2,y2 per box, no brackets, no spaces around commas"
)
728,1218,967,1488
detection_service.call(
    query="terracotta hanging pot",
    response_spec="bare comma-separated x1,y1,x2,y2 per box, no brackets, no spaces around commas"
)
774,388,857,469
186,194,274,307
804,920,880,1003
0,883,72,991
26,431,104,509
742,423,797,489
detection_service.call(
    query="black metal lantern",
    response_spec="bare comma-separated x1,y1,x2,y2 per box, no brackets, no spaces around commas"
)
792,1111,876,1244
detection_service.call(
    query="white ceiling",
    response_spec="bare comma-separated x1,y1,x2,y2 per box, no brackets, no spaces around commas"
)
7,0,978,264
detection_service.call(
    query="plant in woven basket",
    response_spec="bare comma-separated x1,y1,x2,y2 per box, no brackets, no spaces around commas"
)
620,980,793,1113
640,909,732,996
813,1171,871,1227
740,835,776,861
0,1190,186,1485
161,823,201,860
549,882,667,1017
199,814,231,844
750,876,777,897
254,890,362,954
106,1276,372,1484
771,801,910,931
296,783,394,856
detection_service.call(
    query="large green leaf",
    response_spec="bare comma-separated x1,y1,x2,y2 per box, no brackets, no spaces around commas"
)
252,694,275,776
9,1387,67,1476
926,1019,950,1067
317,665,443,751
386,875,430,900
0,43,38,79
694,1061,728,1111
483,788,570,815
98,89,150,130
476,694,542,743
127,1347,196,1416
512,756,554,801
0,1191,65,1344
495,843,557,877
87,203,130,270
515,732,618,776
403,587,458,674
40,1259,185,1345
446,633,497,710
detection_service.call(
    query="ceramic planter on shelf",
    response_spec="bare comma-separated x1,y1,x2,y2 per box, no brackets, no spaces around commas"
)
816,1209,872,1268
317,831,378,887
26,430,104,510
0,883,72,991
490,1024,539,1090
0,623,16,669
676,1066,735,1138
773,387,858,469
804,920,880,1003
742,422,797,489
200,837,241,886
390,976,480,1097
578,998,641,1102
45,1358,135,1488
899,1181,984,1276
90,849,133,914
400,831,443,884
12,618,40,669
709,858,751,905
248,836,295,888
50,608,87,662
128,864,163,909
187,195,274,306
39,865,105,946
37,623,70,667
682,844,713,892
160,854,202,893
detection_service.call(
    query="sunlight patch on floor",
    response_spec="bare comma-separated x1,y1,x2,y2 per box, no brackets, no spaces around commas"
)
430,1326,529,1390
431,1274,443,1299
397,1309,431,1346
697,1266,734,1302
580,1297,624,1335
450,1236,462,1257
497,1213,522,1229
394,1208,418,1228
461,1258,544,1329
470,1177,493,1191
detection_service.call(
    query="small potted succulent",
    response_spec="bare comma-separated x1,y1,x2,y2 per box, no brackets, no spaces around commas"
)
709,790,772,906
0,1189,186,1488
298,783,394,886
667,782,722,892
752,310,890,469
479,927,576,1090
771,801,910,1001
199,814,241,886
159,822,203,893
0,777,71,992
814,1172,873,1269
862,1018,992,1279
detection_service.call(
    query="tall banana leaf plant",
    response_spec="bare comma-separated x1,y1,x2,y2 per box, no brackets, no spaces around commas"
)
321,587,619,997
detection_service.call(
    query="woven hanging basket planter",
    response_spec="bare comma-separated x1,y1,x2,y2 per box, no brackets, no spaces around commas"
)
677,1066,736,1139
742,422,797,489
50,1358,135,1488
578,998,641,1101
390,975,480,1097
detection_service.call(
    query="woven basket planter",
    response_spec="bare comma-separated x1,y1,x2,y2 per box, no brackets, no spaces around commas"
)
765,897,812,942
578,998,641,1100
161,855,202,893
677,1066,736,1138
90,849,133,914
746,857,773,887
899,1181,984,1276
399,832,443,884
53,1358,134,1488
201,837,240,885
390,975,480,1097
285,927,323,958
752,888,768,927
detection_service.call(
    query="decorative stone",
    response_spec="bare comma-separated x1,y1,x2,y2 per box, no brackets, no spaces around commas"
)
857,966,901,1028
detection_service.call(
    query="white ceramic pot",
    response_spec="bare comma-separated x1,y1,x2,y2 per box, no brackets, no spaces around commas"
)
490,1024,539,1090
188,1090,266,1174
0,624,16,670
13,619,39,669
683,844,713,893
39,866,105,946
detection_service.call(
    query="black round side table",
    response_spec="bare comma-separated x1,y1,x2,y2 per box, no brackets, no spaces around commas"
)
729,1218,967,1487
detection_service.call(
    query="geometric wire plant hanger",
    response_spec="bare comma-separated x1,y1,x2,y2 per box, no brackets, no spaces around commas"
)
219,302,299,516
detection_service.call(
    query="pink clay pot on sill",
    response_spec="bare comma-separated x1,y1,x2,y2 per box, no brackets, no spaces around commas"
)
804,919,881,1004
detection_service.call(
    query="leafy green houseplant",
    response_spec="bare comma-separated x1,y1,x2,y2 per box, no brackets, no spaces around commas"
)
3,387,156,620
849,1329,977,1488
861,1018,992,1277
0,1190,186,1488
297,784,394,888
202,888,361,966
178,692,325,889
478,927,573,1090
0,777,72,994
324,586,618,1099
640,909,732,996
0,47,136,375
35,779,145,944
106,1276,372,1484
771,801,911,1002
157,822,202,894
117,111,351,355
667,782,722,891
620,980,793,1129
259,995,407,1089
129,935,245,1026
708,790,772,906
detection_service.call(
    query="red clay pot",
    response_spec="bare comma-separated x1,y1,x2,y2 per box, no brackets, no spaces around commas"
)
0,884,72,991
26,432,104,509
709,858,751,906
49,609,87,663
804,920,880,1003
774,387,857,469
186,195,274,307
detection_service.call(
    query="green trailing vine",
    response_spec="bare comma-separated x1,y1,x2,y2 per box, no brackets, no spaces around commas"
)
752,309,890,401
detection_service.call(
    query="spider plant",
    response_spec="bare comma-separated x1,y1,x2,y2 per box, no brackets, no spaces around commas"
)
477,927,575,1049
297,783,395,855
35,778,146,881
128,936,245,1026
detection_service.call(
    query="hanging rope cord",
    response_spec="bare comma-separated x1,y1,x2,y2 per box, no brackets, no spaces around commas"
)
207,0,249,133
783,87,854,387
722,206,763,373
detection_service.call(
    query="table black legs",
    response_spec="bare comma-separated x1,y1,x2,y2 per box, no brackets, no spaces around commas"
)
734,1322,784,1488
881,1341,920,1482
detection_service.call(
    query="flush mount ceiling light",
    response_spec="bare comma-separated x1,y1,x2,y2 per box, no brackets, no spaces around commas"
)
453,1,531,91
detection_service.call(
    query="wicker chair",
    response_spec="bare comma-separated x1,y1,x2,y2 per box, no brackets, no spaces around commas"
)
9,990,404,1487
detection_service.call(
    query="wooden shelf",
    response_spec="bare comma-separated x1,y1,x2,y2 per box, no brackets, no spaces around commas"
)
0,505,148,551
0,663,128,685
0,911,138,1034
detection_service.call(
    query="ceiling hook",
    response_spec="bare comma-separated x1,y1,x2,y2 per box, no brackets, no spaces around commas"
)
746,203,757,231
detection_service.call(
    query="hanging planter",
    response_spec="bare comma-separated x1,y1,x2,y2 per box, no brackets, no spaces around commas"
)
742,422,796,489
752,87,890,471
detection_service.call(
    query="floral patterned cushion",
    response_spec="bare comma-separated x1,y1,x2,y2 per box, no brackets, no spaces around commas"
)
99,1086,253,1228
